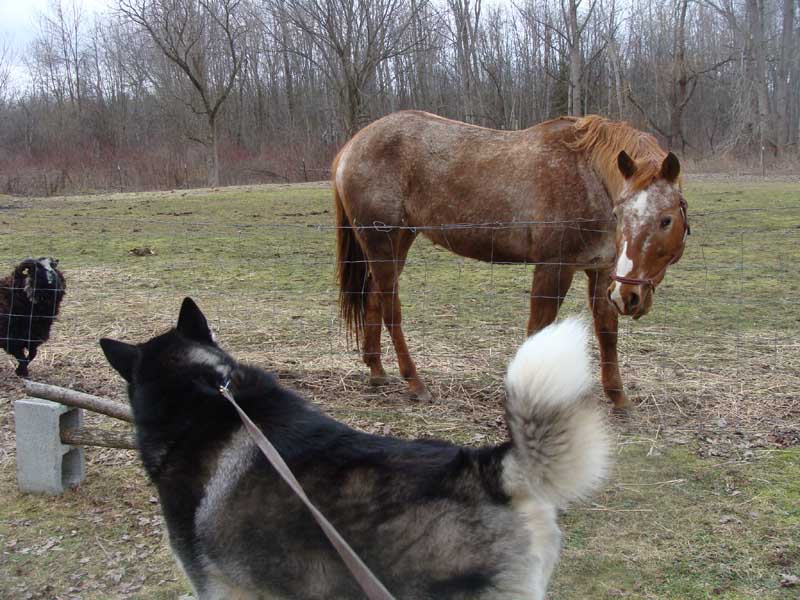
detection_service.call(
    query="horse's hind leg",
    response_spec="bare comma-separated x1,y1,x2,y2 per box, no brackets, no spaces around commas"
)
367,230,430,401
526,265,575,335
380,279,429,401
586,269,630,410
363,278,388,385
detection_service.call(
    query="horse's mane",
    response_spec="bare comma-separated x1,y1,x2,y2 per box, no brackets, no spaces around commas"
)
563,115,667,200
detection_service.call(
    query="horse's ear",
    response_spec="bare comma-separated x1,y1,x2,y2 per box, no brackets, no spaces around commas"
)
617,151,637,179
660,152,680,183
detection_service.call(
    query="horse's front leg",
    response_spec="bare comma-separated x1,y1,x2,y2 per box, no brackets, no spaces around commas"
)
586,269,631,410
526,265,575,335
367,231,429,401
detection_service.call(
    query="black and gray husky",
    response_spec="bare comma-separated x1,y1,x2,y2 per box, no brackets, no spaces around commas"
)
100,298,609,600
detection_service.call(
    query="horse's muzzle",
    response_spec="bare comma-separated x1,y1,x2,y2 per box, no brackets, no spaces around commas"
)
607,282,653,318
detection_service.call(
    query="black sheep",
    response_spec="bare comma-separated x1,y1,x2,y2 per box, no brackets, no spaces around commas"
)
1,257,66,377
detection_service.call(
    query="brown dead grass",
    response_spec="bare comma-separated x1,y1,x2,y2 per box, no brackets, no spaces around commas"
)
0,178,798,598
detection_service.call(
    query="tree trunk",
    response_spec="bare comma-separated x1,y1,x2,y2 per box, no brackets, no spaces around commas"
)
774,0,795,156
343,77,367,138
567,0,582,116
748,0,772,159
543,24,552,118
208,115,220,187
410,0,429,107
279,0,296,127
668,0,690,151
607,38,625,118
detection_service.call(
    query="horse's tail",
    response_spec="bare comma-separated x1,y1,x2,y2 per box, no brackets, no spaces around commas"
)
333,153,369,348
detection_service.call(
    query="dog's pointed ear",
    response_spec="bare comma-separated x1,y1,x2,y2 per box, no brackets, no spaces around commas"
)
100,338,138,382
660,152,680,182
617,150,637,179
177,297,214,343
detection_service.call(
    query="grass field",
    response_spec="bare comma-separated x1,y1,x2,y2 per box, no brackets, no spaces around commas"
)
0,175,798,599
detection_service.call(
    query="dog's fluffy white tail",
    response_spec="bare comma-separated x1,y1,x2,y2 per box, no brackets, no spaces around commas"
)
503,318,610,507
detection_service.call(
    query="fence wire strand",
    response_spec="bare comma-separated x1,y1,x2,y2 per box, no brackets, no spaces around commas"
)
1,200,799,443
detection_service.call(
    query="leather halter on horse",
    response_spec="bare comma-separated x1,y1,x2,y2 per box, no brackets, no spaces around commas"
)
610,196,690,289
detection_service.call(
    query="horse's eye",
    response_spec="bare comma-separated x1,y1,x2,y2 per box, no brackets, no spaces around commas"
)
660,216,672,229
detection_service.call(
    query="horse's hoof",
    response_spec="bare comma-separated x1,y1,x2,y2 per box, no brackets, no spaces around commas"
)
410,388,433,403
609,394,634,416
610,405,632,418
606,391,633,410
369,373,389,387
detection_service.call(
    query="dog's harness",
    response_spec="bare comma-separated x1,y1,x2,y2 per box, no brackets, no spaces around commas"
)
610,196,690,289
219,381,395,600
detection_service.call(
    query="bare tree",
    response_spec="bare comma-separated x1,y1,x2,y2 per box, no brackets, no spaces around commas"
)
477,6,515,128
118,0,247,186
276,0,430,137
599,0,625,118
52,0,86,111
447,0,482,122
747,0,771,168
563,0,598,116
628,0,733,152
2,0,799,195
0,40,13,105
774,0,796,156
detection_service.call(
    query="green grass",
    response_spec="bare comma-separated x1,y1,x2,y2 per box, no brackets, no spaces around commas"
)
0,177,798,598
0,458,184,599
552,444,800,599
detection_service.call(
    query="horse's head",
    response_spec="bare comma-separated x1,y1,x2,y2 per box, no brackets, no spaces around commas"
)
607,151,689,319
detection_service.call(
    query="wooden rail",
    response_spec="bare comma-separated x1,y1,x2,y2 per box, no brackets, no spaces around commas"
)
23,380,133,423
23,380,137,450
61,427,137,450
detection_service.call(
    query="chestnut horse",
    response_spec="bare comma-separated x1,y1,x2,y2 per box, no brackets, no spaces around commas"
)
333,111,689,409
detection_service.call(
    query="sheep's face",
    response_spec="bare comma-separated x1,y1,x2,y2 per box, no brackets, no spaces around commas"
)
15,257,65,303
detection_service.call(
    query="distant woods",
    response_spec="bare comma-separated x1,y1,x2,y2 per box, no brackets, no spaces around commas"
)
0,0,797,194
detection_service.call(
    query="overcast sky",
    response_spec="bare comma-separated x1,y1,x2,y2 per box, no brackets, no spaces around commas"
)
0,0,112,87
0,0,112,54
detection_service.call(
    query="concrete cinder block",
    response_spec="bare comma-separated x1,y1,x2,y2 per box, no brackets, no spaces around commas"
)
14,398,85,495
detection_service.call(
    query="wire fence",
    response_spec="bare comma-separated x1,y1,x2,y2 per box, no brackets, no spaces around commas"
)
1,190,798,442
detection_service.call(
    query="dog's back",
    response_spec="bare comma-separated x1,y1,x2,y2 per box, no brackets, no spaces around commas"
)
101,300,609,600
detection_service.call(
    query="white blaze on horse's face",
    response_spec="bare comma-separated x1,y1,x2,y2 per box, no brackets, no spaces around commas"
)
609,240,632,309
612,190,651,276
607,151,688,319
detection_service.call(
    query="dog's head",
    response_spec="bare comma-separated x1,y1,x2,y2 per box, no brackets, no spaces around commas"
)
14,257,66,304
100,297,236,401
